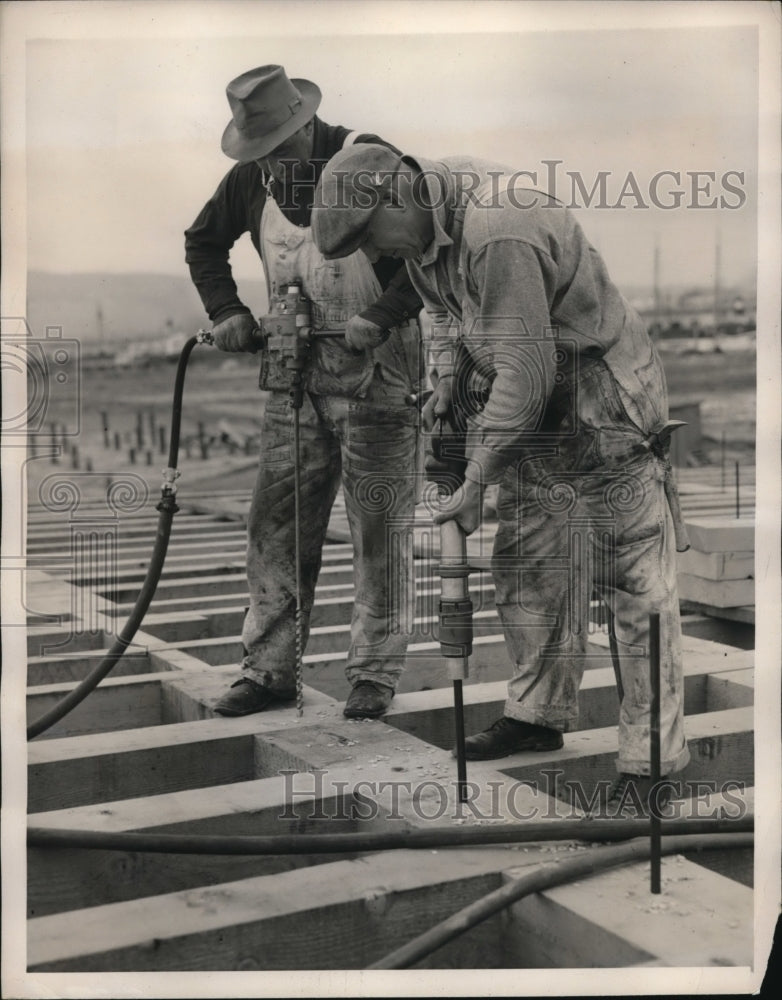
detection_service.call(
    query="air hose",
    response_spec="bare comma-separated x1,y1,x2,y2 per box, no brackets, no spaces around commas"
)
27,813,752,854
369,830,753,969
26,333,210,740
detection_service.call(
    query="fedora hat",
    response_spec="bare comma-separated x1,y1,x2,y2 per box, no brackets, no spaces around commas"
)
221,65,322,162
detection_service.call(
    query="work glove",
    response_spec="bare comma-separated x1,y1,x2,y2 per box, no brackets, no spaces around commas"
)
433,478,485,536
213,313,260,353
345,315,390,353
422,374,454,432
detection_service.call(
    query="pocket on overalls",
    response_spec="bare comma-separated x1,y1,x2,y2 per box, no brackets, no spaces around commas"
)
259,392,295,466
346,400,418,475
590,457,666,591
574,363,648,470
594,529,664,596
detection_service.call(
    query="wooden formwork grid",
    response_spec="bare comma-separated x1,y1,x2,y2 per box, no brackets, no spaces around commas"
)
23,494,755,972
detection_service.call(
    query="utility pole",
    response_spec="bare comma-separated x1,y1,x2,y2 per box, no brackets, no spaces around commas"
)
96,302,105,343
713,229,722,334
653,235,661,322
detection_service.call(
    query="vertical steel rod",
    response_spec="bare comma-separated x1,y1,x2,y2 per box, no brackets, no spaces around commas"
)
293,401,304,718
720,431,726,491
649,611,662,894
453,679,468,802
735,461,740,519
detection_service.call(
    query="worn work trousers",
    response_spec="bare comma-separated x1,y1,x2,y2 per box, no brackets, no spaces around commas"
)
490,362,690,775
241,372,418,694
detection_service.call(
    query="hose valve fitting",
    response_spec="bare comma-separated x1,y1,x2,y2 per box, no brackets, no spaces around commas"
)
162,466,181,493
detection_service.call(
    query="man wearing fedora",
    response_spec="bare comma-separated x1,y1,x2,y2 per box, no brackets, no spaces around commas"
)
311,144,691,815
185,66,424,719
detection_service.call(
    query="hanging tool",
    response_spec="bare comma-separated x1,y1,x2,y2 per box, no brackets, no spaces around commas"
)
642,419,690,552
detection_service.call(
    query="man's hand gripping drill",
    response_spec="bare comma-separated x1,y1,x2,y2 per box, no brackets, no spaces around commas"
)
425,374,485,537
424,370,482,802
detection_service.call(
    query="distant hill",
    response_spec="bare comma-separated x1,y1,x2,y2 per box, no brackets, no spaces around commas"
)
26,272,269,344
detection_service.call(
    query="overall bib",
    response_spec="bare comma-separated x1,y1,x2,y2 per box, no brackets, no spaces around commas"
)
240,193,421,694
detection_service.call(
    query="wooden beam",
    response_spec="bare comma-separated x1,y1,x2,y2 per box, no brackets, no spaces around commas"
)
27,674,163,739
684,519,754,553
680,599,755,625
500,707,754,799
28,774,381,917
503,854,752,968
677,549,753,581
27,825,753,972
705,668,754,711
385,654,751,750
678,573,754,609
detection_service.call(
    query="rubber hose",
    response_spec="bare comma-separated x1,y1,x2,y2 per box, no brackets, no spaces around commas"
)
369,831,754,969
27,813,752,854
26,336,201,740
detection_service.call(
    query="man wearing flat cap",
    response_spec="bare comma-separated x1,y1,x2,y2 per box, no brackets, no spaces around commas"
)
312,144,691,814
185,67,424,719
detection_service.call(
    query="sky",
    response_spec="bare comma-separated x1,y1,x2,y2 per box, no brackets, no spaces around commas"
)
12,3,765,294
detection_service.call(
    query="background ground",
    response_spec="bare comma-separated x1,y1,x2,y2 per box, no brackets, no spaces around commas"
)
23,342,756,505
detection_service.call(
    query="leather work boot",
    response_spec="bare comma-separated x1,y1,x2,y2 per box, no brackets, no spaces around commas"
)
213,677,295,717
343,680,395,719
457,716,564,761
595,773,675,818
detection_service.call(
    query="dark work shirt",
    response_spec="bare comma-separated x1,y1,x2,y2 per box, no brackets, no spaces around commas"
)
184,117,422,327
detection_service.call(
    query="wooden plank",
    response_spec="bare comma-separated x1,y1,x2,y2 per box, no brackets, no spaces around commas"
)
385,653,752,750
26,674,164,739
27,687,341,808
680,600,755,625
28,734,569,918
28,820,754,972
27,628,109,658
678,573,754,609
677,548,754,581
137,579,498,641
106,556,360,601
158,667,338,724
28,729,258,813
28,781,380,917
504,855,752,968
705,668,754,712
500,707,754,802
683,518,754,553
26,526,248,553
26,849,550,970
26,650,162,687
146,628,750,720
679,613,755,649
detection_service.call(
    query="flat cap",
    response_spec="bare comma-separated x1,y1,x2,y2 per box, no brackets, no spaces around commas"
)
312,143,404,259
